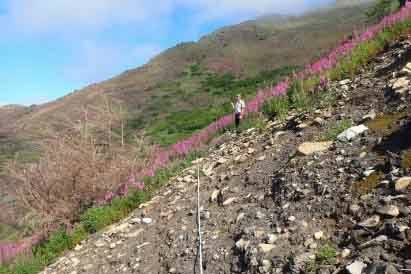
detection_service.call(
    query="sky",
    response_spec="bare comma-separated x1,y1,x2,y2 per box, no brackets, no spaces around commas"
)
0,0,335,106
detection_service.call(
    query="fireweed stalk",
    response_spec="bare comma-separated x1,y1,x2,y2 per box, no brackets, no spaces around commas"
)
2,1,411,267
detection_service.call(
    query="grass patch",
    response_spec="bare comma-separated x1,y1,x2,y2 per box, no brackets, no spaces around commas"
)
140,66,295,146
262,95,290,121
318,119,353,141
305,244,337,274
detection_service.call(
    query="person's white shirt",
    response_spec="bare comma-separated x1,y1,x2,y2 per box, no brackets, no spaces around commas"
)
234,100,245,114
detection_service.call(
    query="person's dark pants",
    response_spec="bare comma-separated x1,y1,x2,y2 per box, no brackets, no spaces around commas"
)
235,113,241,129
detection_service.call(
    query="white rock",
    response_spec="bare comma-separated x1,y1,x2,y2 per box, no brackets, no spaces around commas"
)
129,218,142,225
235,239,250,251
288,216,296,222
346,261,367,274
401,62,411,74
95,239,106,248
274,131,286,140
192,158,204,164
266,234,278,244
337,125,368,142
74,245,82,251
236,212,245,223
377,205,400,217
339,79,352,86
297,123,309,129
71,257,80,267
341,248,351,258
223,197,238,206
217,157,228,165
210,190,220,202
261,260,272,272
234,154,248,163
258,244,275,253
363,169,375,177
142,218,153,224
391,77,410,90
314,231,324,240
183,175,194,183
297,141,333,156
358,215,380,228
362,110,376,121
395,177,411,192
257,155,266,161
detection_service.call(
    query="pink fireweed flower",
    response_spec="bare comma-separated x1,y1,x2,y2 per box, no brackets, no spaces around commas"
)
132,182,145,190
117,183,129,197
104,191,115,203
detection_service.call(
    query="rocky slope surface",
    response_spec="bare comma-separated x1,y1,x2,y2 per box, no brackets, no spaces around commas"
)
40,39,411,274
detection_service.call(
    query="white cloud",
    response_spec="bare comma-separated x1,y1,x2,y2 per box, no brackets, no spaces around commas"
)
2,0,334,34
181,0,317,20
63,40,163,84
1,0,335,85
4,0,176,34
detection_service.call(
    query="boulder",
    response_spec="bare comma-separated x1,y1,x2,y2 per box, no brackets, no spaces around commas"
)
391,76,410,90
223,197,238,206
395,177,411,192
346,261,367,274
297,141,333,156
337,125,368,142
258,244,276,253
362,110,377,121
235,239,250,252
377,205,400,217
358,215,381,228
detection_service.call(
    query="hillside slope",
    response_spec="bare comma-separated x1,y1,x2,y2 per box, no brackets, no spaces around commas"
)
38,38,411,274
1,4,371,147
0,2,373,241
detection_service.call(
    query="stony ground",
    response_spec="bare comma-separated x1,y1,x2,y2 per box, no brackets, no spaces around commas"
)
41,39,411,274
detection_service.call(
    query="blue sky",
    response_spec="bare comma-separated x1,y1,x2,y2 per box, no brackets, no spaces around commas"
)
0,0,334,106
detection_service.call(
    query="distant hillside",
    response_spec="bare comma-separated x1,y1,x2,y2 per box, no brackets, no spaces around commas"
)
336,0,375,7
2,4,372,146
0,1,374,240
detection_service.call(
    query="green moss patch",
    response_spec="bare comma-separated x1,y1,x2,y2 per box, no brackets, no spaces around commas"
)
366,112,406,135
352,172,384,195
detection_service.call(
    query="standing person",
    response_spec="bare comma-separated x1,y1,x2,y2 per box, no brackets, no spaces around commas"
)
231,94,245,133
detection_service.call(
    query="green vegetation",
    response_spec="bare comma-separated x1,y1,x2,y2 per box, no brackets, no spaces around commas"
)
0,149,205,274
305,244,337,274
262,95,290,121
126,66,296,146
319,119,353,141
2,6,411,274
366,0,401,22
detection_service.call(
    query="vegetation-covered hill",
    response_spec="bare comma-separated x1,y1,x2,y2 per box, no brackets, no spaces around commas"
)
0,2,373,241
1,4,372,150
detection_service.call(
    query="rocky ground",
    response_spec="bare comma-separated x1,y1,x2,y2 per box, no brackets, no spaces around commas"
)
40,39,411,274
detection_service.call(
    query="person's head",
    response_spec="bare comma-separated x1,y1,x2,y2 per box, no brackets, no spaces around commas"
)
236,94,241,101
